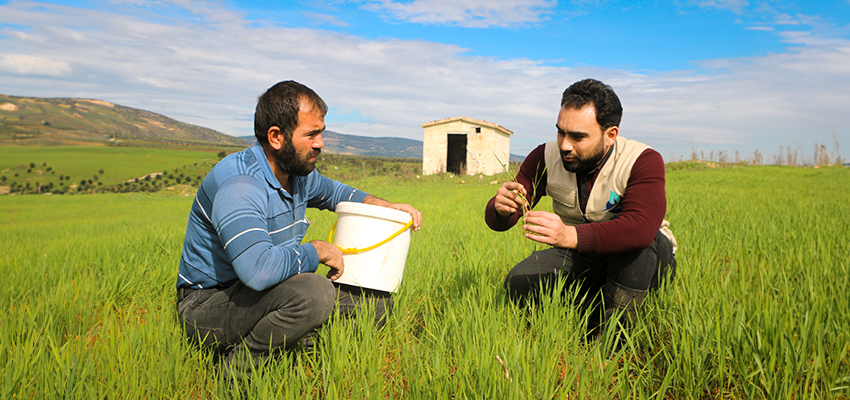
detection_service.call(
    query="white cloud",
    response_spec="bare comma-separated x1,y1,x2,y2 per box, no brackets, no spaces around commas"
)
688,0,749,15
0,0,847,161
0,54,71,76
361,0,558,28
616,37,850,160
303,12,351,27
774,13,801,25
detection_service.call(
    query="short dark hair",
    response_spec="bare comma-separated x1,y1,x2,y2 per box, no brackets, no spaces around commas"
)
560,79,622,131
253,81,328,145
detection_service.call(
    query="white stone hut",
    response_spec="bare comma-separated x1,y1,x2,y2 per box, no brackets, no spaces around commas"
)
421,116,512,176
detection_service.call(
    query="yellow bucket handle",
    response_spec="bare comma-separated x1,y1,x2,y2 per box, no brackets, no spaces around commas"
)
328,219,414,254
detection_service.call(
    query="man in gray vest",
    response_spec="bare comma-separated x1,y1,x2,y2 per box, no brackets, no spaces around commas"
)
485,78,676,339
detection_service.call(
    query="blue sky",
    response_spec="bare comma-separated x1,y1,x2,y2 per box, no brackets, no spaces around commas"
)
1,0,849,162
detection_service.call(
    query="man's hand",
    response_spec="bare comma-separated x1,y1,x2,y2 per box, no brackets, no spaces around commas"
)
385,203,423,231
363,195,423,231
494,182,528,217
523,210,578,249
310,240,345,280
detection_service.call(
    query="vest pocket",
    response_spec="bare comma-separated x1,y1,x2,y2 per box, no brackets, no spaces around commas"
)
547,183,576,208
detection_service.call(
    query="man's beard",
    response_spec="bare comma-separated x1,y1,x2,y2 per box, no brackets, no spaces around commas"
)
561,139,605,174
275,137,320,176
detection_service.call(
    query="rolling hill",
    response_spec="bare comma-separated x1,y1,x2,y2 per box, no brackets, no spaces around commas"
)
239,132,525,161
1,94,524,161
239,131,424,159
0,94,248,148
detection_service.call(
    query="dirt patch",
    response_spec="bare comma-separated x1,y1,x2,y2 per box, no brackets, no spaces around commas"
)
126,172,163,183
166,184,197,197
0,102,18,111
75,99,115,108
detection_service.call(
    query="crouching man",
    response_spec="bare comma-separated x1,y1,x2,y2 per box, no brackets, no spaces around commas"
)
176,80,422,374
485,79,676,339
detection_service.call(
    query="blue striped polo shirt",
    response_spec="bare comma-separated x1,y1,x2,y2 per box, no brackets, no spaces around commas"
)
176,144,368,292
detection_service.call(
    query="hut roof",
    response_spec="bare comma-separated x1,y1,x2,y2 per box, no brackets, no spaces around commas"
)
421,116,513,136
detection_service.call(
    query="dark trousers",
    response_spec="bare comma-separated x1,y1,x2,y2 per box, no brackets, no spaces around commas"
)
176,273,392,373
504,230,676,334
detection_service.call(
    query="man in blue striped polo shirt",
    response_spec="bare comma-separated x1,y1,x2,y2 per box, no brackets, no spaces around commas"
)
176,81,422,376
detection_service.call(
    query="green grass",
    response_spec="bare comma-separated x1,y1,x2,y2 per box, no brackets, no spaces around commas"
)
0,147,848,398
0,145,224,193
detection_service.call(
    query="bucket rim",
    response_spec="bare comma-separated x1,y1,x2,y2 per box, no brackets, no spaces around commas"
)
334,201,412,224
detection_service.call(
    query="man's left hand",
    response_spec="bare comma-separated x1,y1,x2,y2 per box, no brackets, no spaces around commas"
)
523,210,578,248
363,195,422,231
385,203,423,231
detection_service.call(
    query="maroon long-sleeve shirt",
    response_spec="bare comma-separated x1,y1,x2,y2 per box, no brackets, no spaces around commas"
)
485,143,667,254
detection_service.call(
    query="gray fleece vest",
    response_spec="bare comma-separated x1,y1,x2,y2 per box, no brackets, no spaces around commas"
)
544,136,677,253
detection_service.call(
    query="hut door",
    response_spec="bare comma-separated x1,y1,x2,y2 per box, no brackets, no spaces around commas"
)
446,134,467,175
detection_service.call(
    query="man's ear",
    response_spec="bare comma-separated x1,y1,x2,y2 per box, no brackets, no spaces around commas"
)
604,126,619,147
267,127,283,151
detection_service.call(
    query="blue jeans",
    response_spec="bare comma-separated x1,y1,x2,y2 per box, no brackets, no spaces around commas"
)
176,273,392,373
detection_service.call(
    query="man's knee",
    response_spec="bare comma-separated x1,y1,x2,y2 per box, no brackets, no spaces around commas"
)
301,274,336,320
652,231,677,288
271,273,336,324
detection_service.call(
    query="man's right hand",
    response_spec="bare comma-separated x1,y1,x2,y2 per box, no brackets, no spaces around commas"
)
310,240,344,280
494,181,528,217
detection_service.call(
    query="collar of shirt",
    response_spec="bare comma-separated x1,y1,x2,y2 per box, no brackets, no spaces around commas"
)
249,143,309,200
249,143,281,190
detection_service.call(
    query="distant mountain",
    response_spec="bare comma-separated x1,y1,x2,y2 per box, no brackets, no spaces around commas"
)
240,131,525,161
0,94,247,148
0,93,526,160
239,131,422,159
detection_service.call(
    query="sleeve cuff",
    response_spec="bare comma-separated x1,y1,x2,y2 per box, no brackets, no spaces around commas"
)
301,242,321,273
574,224,596,253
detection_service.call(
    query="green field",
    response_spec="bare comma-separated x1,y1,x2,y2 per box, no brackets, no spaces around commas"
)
0,145,225,194
1,146,849,398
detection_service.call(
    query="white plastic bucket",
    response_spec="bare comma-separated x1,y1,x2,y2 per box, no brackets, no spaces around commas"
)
331,201,413,293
